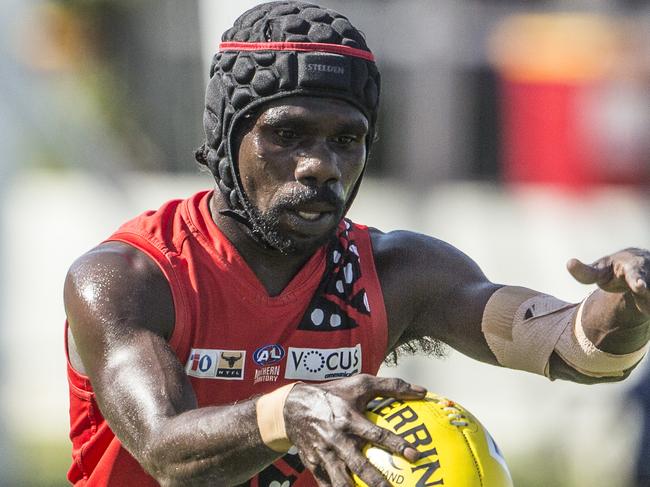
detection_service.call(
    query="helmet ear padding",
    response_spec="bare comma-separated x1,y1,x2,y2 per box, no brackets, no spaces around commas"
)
196,1,380,243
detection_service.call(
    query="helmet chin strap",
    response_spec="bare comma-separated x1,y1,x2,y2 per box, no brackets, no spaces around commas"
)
218,208,251,226
217,189,276,250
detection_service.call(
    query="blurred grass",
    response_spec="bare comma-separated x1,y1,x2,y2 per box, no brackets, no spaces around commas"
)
2,437,632,486
9,439,70,487
509,446,570,487
508,443,634,487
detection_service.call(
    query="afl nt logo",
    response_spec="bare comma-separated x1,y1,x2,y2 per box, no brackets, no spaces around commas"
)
253,344,285,366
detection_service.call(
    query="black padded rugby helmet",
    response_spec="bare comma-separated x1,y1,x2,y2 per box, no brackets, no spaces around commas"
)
195,1,381,239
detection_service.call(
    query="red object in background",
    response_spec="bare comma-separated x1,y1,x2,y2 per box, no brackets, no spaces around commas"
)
492,14,650,189
500,80,589,187
500,78,649,188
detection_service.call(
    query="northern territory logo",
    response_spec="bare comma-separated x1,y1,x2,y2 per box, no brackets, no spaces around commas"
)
185,348,246,380
253,344,285,384
284,344,361,381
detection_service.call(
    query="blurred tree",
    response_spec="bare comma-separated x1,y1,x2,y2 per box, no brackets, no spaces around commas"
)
48,0,205,172
1,1,26,483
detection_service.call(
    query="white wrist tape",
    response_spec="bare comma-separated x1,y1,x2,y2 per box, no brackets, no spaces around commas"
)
256,382,299,452
481,286,649,378
554,298,649,378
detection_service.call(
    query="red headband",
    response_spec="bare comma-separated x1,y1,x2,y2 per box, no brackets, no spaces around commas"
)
219,41,375,62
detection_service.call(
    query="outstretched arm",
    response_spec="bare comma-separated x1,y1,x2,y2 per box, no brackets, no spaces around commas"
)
66,242,425,486
372,230,650,383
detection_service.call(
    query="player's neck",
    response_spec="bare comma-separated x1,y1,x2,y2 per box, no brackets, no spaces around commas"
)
210,191,317,297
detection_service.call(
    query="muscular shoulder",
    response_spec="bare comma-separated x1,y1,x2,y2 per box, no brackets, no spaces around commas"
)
369,228,486,292
65,241,175,342
369,228,493,350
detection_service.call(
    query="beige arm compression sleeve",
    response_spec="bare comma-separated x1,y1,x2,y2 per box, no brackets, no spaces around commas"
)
481,286,648,378
481,286,575,376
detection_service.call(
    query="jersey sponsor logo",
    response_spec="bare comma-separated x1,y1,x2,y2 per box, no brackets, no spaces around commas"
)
185,348,246,380
284,345,361,381
253,344,285,366
253,344,285,384
254,365,282,384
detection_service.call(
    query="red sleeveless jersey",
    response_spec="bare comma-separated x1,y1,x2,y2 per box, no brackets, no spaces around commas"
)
66,190,388,486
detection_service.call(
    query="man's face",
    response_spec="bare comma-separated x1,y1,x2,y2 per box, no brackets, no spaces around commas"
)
236,96,368,254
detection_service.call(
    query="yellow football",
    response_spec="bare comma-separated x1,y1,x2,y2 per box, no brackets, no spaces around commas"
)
354,392,513,487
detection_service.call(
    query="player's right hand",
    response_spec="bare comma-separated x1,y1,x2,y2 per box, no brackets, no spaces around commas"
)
283,374,426,486
568,248,650,316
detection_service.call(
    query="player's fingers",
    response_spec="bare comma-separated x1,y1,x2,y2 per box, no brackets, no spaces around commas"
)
599,260,643,293
318,448,354,487
301,452,332,487
635,295,650,316
567,258,611,285
603,260,650,311
312,467,332,487
342,446,391,487
349,413,420,463
623,265,648,295
354,375,427,402
301,457,332,487
628,279,650,315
